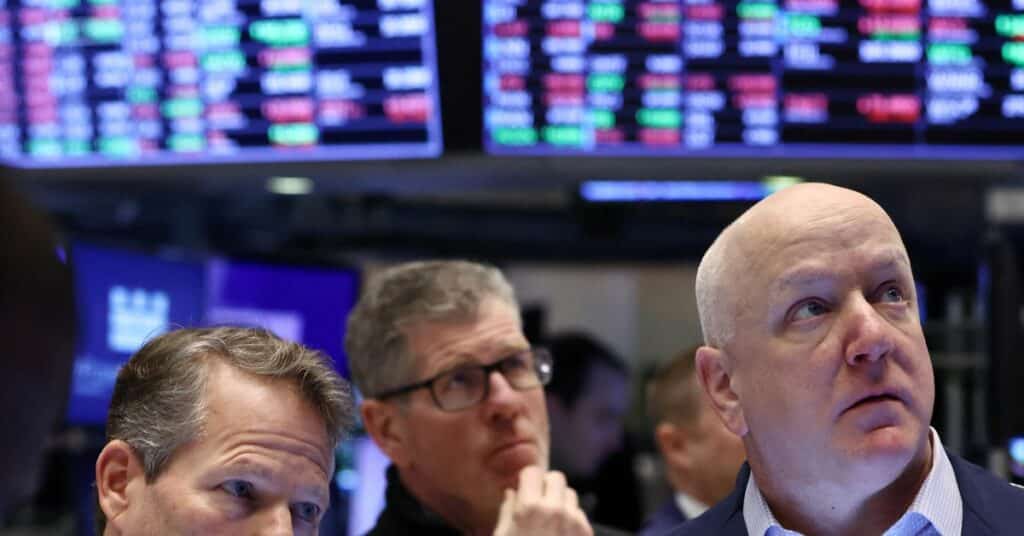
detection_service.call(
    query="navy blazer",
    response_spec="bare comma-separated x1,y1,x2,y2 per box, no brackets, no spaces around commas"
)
640,498,688,536
666,452,1024,535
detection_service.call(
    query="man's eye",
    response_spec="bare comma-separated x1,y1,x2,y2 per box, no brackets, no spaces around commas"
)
502,354,530,371
292,502,321,523
221,480,254,499
441,369,477,391
881,286,905,303
792,300,828,321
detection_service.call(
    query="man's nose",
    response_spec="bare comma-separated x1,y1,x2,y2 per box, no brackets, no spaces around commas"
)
843,295,895,366
481,369,524,420
256,505,295,536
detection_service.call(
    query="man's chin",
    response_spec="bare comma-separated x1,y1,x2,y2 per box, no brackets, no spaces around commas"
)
835,426,925,482
488,442,540,477
860,424,923,456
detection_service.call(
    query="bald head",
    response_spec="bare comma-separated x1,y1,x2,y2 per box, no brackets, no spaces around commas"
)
693,182,935,533
696,183,907,348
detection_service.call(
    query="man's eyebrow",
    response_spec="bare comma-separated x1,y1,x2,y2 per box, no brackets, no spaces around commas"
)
219,458,275,482
218,458,330,503
859,249,913,279
772,266,835,293
442,345,528,370
451,341,529,359
295,482,330,505
222,434,334,479
772,249,911,292
496,342,531,355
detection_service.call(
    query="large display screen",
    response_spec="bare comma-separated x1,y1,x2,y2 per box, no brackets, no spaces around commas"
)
0,0,442,168
483,0,1024,159
68,243,205,425
205,257,359,377
66,244,360,426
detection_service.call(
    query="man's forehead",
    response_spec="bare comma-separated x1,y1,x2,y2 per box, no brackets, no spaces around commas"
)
711,186,911,305
202,361,335,471
731,185,901,251
770,246,912,291
425,332,528,359
403,304,526,365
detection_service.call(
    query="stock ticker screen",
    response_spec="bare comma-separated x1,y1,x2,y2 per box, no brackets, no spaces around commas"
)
0,0,442,168
483,0,1024,159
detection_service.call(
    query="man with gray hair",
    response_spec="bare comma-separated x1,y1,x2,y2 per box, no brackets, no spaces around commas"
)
94,326,353,535
349,260,623,536
670,183,1024,535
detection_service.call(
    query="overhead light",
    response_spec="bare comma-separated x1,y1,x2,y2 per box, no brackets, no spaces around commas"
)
761,175,804,192
579,180,768,202
267,176,314,195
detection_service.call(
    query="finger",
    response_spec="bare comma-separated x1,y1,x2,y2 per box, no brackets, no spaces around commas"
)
559,485,591,536
493,489,515,536
568,500,593,536
541,470,567,507
564,486,579,511
516,465,544,503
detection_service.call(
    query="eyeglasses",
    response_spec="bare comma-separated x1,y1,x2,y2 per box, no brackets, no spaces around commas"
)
375,347,553,412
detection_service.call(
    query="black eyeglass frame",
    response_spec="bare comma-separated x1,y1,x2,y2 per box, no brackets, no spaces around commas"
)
373,347,554,411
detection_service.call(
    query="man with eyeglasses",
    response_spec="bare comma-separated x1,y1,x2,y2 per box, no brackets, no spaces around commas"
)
347,260,624,536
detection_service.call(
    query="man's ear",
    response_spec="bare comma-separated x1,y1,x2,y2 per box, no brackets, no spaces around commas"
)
695,346,748,436
361,400,411,467
654,422,692,471
95,440,146,530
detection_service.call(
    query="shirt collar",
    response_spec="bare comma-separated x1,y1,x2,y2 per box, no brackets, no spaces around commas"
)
743,428,962,536
898,428,962,536
674,491,710,520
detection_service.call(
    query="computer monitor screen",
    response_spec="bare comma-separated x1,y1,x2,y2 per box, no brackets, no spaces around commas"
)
337,435,390,536
0,0,442,168
1010,436,1024,479
204,258,360,377
483,1,1024,159
67,242,205,426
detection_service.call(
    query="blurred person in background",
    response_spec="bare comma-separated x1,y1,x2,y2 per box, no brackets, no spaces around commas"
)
94,326,353,535
0,177,76,522
641,345,745,535
545,331,642,530
348,260,627,536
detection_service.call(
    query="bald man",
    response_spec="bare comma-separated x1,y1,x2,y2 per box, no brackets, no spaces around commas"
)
669,183,1024,535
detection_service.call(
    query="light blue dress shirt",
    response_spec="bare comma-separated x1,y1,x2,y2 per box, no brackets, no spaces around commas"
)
743,428,962,536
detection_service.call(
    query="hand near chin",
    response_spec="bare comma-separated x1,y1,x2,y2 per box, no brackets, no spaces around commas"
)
493,466,593,536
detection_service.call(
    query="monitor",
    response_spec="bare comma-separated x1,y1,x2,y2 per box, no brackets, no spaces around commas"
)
483,1,1024,159
1011,436,1024,479
67,242,205,426
338,435,390,536
204,257,360,378
66,246,359,426
0,0,442,167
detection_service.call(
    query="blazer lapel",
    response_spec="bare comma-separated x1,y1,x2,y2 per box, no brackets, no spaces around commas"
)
949,453,997,535
722,463,751,535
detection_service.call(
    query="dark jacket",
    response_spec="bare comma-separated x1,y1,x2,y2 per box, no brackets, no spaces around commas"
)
665,453,1024,535
639,498,688,536
366,465,631,536
364,466,458,536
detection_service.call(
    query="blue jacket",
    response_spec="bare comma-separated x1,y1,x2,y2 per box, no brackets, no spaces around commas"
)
665,452,1024,535
640,498,688,536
